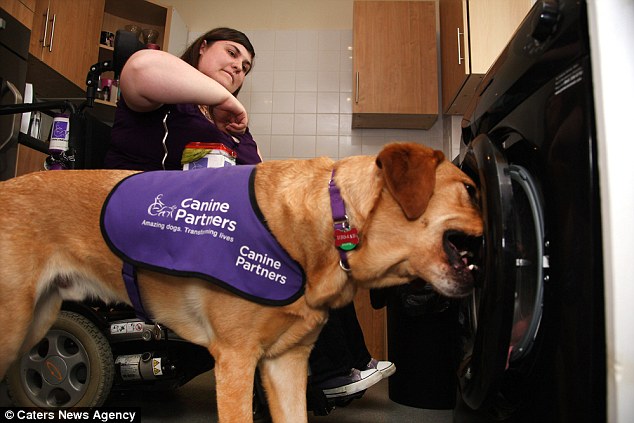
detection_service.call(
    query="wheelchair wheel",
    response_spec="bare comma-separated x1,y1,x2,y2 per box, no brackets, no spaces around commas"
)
6,311,114,408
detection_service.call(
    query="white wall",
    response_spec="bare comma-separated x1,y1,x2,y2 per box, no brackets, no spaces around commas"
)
159,0,448,161
234,28,445,161
162,0,354,30
165,8,189,56
587,2,634,422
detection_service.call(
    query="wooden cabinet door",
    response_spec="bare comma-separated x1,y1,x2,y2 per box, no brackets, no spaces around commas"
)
29,0,104,88
354,289,386,360
15,145,47,176
468,0,532,73
29,0,50,58
441,0,532,114
440,0,468,115
0,0,35,29
352,1,438,129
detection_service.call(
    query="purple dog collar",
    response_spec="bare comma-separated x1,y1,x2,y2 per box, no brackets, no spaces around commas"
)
328,169,359,271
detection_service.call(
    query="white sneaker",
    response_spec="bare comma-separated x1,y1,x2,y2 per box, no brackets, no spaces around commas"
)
317,367,382,398
365,358,396,379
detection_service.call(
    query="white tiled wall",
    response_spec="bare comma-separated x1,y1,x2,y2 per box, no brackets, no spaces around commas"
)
193,29,447,161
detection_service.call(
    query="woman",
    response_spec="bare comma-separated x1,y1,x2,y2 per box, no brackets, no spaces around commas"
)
104,27,392,403
105,27,259,170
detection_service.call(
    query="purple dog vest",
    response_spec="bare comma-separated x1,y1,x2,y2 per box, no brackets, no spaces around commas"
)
101,166,305,312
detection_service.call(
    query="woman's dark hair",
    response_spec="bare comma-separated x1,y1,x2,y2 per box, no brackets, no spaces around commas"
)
180,27,255,96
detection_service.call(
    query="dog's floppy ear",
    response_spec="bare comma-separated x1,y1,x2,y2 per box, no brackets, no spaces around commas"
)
375,143,445,220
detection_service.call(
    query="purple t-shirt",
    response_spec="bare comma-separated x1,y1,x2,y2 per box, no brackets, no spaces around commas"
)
105,96,261,170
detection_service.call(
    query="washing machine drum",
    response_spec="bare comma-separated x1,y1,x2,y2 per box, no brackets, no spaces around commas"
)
458,133,546,410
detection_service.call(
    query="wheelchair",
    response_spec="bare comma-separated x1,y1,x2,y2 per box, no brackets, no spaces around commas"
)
0,30,356,418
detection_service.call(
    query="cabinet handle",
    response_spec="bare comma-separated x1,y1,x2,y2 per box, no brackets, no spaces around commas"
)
457,28,464,65
48,14,56,52
355,72,359,104
41,7,50,47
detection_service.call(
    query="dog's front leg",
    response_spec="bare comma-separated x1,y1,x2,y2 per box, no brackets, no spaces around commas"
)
259,345,312,423
214,349,258,423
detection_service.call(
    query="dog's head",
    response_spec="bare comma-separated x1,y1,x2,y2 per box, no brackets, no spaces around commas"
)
349,142,483,298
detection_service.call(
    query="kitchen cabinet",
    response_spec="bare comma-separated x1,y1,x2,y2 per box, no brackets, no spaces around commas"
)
15,146,46,176
440,0,532,115
0,0,35,29
17,0,102,177
354,289,386,360
352,1,438,130
29,0,104,89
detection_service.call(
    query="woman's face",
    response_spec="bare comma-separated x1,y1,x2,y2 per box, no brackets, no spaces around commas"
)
198,40,253,93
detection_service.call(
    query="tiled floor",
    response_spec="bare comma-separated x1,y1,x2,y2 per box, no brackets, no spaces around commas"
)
107,371,453,423
2,371,454,422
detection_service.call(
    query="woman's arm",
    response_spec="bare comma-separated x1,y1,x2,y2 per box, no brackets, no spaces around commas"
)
118,49,247,133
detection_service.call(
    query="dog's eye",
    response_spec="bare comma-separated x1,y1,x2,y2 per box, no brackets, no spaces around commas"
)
464,183,478,204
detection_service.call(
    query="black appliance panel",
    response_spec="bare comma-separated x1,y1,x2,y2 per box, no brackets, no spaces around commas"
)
456,1,605,422
459,132,547,413
458,135,516,410
462,0,591,146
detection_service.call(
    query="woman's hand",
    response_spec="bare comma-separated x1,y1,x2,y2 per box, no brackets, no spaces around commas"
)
211,97,248,135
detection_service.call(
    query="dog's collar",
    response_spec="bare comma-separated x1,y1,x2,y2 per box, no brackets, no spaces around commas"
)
328,169,359,272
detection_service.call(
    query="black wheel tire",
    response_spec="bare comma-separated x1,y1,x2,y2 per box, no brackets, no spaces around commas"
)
6,311,114,408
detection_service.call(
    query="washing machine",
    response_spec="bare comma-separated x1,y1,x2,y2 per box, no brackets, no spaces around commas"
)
454,1,606,422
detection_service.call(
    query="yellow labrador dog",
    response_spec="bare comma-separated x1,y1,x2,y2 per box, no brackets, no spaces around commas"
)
0,142,482,422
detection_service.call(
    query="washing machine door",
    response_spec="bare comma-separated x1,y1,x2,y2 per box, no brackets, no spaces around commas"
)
458,133,545,411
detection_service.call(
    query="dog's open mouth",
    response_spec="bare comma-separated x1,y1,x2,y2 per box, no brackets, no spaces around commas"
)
443,230,482,282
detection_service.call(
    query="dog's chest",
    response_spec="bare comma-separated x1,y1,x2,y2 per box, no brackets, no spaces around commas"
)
101,166,305,305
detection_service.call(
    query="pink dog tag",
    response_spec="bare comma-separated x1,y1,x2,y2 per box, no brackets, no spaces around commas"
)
335,228,359,251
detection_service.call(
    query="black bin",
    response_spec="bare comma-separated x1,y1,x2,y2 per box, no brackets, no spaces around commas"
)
372,281,460,409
